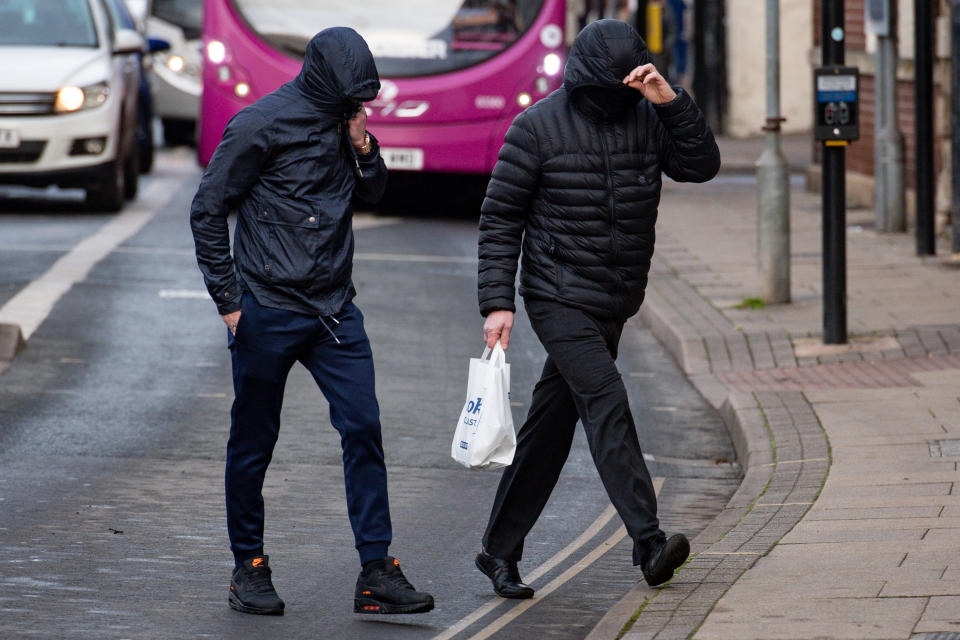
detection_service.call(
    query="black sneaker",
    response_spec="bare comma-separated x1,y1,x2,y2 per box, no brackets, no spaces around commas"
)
229,555,285,615
641,533,690,587
354,557,435,614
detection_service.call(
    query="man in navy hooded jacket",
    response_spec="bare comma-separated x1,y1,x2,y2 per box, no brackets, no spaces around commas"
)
190,28,433,616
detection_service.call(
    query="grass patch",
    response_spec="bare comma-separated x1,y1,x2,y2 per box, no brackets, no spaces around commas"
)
616,598,650,639
734,297,767,310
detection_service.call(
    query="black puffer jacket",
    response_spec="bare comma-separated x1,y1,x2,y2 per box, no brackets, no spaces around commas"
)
478,19,720,321
191,27,387,317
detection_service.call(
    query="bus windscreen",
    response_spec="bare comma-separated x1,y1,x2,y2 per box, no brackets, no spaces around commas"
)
229,0,544,77
152,0,203,39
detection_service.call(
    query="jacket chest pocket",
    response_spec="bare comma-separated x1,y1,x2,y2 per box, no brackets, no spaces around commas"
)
256,202,332,287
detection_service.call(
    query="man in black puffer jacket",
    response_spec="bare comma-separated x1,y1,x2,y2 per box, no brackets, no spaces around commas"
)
474,19,720,599
190,28,433,617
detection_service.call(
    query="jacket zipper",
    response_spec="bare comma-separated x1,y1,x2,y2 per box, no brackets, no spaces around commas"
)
598,127,619,265
343,123,364,178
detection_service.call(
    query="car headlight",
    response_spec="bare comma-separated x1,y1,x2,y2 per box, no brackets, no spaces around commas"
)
162,53,200,77
54,82,110,112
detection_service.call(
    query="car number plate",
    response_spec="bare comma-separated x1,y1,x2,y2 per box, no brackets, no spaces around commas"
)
380,147,424,171
0,129,20,149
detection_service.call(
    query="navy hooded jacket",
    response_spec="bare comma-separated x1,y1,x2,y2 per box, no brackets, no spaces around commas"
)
190,27,387,317
477,20,721,321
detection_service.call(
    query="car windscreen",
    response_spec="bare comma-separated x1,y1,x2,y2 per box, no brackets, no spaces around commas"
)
151,0,202,40
0,0,98,47
229,0,545,77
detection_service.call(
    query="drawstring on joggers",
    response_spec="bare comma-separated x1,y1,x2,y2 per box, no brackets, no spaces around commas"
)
318,315,341,344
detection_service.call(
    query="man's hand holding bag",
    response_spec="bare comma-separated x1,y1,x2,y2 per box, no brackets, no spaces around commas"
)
451,343,516,470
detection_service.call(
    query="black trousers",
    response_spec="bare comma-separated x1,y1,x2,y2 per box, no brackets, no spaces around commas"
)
482,299,661,565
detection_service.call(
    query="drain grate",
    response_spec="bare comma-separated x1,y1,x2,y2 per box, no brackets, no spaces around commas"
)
928,439,960,457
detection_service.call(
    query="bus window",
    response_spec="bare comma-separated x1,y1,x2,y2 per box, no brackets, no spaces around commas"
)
152,0,203,39
228,0,544,77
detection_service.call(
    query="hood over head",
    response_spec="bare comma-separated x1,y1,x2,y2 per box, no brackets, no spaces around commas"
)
295,27,381,117
563,19,651,121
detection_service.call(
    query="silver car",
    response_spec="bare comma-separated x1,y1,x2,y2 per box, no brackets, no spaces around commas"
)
145,0,201,145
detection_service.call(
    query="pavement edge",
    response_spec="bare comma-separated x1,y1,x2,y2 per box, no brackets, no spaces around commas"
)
586,273,831,640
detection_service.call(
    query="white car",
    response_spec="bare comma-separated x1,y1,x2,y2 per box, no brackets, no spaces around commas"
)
0,0,145,211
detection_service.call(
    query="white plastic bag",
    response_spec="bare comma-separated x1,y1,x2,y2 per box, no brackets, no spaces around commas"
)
451,343,516,470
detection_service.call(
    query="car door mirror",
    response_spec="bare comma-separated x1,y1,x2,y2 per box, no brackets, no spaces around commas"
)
114,28,145,55
147,36,171,54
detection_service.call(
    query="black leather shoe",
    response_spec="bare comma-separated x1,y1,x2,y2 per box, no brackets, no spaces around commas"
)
475,550,534,599
229,555,285,615
641,533,690,587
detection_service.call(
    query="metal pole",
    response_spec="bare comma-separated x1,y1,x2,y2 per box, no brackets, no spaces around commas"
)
915,0,935,255
757,0,790,303
822,0,846,344
951,0,960,254
874,0,905,232
692,0,724,131
636,0,649,42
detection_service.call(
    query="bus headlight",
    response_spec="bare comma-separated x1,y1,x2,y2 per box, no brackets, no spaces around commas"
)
517,92,532,108
207,40,226,64
543,53,562,76
234,82,251,98
54,82,110,112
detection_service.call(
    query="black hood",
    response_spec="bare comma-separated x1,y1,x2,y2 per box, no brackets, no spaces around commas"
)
563,20,651,121
294,27,381,117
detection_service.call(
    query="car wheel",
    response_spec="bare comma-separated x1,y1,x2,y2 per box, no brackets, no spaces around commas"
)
124,146,140,200
162,118,195,146
86,160,125,212
138,122,154,174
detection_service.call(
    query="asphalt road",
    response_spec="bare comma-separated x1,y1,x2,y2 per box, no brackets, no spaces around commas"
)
0,149,738,640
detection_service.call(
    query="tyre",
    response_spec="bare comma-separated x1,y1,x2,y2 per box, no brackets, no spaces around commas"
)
138,121,154,174
162,118,195,147
123,145,140,200
85,160,125,212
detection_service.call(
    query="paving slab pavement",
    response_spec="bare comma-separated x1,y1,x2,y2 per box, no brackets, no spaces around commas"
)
590,136,960,639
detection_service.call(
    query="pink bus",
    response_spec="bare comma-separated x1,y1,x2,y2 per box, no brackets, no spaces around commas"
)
197,0,571,173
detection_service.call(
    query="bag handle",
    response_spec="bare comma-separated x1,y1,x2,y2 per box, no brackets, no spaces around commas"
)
479,343,506,367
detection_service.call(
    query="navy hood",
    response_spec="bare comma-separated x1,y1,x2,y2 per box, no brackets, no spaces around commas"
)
295,27,381,117
564,20,651,120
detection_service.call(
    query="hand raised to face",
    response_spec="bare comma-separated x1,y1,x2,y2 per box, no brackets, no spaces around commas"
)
622,64,677,105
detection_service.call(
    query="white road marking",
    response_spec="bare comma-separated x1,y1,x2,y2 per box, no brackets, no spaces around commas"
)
158,289,210,300
352,213,402,230
468,527,628,640
435,478,665,640
0,179,173,340
353,252,476,264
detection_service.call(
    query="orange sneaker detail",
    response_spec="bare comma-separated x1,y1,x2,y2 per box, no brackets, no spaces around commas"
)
251,558,264,568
